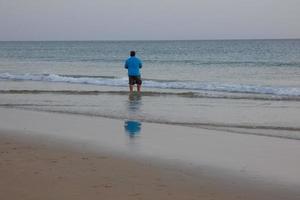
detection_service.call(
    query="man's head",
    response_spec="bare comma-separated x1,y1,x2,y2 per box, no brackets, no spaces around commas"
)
130,51,136,57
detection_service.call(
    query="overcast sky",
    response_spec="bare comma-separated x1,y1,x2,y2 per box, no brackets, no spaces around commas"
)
0,0,299,41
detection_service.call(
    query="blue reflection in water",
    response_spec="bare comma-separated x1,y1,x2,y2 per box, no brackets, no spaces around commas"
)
124,92,142,138
124,120,142,138
125,92,143,138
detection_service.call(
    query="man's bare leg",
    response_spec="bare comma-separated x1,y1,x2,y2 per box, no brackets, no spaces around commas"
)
137,84,141,92
129,85,134,92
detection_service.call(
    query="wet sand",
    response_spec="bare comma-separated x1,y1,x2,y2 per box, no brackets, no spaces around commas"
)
0,108,300,200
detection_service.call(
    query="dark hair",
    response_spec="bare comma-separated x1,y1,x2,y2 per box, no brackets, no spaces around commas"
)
130,51,136,57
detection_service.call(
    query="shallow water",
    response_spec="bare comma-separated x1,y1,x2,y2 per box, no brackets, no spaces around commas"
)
0,40,300,140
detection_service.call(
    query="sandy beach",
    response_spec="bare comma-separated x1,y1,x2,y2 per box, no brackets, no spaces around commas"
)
1,0,300,197
1,132,210,200
0,107,300,200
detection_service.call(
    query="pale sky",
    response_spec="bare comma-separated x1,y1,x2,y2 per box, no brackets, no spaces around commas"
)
0,0,299,41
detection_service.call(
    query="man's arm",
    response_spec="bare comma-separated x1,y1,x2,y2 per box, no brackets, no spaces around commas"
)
139,60,142,68
125,60,128,69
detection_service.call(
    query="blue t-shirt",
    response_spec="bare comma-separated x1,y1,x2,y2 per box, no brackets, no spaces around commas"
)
125,56,142,76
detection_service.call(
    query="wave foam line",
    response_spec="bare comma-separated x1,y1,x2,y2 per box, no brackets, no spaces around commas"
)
1,73,300,97
1,90,300,101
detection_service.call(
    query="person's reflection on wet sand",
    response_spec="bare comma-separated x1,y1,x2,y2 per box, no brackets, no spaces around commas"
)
125,92,142,138
124,120,141,138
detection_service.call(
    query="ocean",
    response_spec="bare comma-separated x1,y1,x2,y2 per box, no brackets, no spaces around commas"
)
0,40,300,139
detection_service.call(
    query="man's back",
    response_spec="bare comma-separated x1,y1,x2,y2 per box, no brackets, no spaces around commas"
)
125,56,142,76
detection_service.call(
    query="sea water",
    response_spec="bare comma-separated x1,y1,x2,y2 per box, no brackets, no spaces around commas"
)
0,40,300,139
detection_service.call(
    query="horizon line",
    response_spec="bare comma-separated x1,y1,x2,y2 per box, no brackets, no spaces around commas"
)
1,38,300,42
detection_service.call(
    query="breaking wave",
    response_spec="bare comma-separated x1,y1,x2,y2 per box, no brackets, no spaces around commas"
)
1,72,300,97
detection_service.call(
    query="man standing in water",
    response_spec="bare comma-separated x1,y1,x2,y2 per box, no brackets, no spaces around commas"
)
125,51,143,92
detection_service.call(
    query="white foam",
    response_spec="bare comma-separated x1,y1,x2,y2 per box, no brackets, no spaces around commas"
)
1,73,300,96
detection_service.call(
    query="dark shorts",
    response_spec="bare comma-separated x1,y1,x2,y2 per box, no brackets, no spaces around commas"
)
129,76,142,85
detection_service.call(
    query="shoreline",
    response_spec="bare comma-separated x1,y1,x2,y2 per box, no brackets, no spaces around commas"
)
1,105,299,141
1,107,300,199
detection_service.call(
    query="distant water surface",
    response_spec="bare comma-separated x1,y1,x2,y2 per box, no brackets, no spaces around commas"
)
0,40,300,140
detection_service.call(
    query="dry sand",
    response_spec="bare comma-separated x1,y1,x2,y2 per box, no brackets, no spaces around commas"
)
0,132,239,200
0,108,300,200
